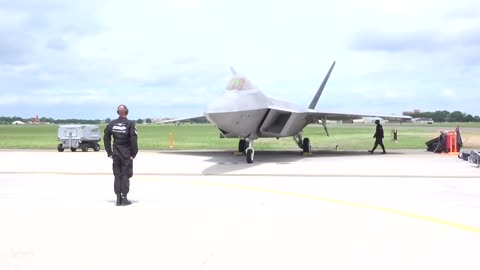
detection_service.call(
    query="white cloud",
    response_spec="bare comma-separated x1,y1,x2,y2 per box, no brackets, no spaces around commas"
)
441,88,456,98
1,0,480,118
0,95,20,105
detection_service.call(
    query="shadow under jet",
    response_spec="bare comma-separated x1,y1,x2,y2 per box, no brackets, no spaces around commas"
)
158,150,406,175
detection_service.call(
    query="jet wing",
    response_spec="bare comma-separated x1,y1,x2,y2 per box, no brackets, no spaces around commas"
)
156,115,206,123
306,111,412,122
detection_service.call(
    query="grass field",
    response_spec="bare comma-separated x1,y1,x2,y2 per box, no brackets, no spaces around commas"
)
0,123,479,151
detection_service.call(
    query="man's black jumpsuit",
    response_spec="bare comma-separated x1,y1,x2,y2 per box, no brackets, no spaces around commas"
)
104,117,138,196
371,123,386,153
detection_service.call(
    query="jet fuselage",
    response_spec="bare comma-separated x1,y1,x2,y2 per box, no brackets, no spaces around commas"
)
204,88,311,140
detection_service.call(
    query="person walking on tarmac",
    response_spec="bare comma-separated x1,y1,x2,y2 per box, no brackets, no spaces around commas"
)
104,104,138,206
368,119,386,154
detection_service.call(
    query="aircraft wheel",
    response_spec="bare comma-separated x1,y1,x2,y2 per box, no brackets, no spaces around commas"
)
302,138,311,153
93,143,101,152
81,145,88,152
57,144,64,152
70,147,77,152
246,148,254,163
238,140,247,153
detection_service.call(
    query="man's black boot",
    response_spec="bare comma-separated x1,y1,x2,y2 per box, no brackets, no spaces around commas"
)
121,194,132,206
116,194,122,206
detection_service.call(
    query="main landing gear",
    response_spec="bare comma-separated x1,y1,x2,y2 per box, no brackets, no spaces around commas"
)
293,133,311,154
239,134,312,163
238,139,255,163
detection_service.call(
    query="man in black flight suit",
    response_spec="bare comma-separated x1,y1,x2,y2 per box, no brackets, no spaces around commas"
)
104,104,138,206
368,119,386,154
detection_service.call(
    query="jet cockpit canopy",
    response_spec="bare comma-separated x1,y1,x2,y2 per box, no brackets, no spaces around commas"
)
226,76,256,91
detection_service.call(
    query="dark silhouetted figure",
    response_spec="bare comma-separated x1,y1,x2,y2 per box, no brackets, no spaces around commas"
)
369,120,386,154
104,104,138,206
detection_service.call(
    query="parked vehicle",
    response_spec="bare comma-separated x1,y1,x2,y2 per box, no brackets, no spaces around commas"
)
57,125,101,152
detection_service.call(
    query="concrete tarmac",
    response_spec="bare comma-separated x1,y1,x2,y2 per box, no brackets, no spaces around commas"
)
0,149,479,270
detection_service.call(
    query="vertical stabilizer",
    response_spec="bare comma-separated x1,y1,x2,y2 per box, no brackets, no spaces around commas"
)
229,66,237,75
308,61,336,109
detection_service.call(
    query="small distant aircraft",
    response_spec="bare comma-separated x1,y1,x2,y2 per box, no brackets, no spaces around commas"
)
162,61,411,163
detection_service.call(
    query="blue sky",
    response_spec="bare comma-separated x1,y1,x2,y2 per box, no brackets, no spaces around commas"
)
1,0,479,119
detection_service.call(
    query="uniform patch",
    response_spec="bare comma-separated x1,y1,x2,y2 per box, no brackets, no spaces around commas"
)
112,125,127,133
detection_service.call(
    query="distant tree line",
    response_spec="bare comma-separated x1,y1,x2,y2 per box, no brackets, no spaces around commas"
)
3,112,479,125
105,118,153,124
0,116,102,125
0,116,25,124
2,116,162,125
403,110,480,122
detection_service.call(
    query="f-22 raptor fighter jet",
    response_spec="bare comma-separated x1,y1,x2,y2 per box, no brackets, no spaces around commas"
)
165,61,411,163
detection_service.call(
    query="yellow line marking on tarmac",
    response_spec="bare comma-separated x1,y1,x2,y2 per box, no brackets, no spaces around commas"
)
3,171,480,233
155,178,480,234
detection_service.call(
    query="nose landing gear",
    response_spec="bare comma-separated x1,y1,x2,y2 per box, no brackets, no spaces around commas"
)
238,139,255,163
246,146,255,163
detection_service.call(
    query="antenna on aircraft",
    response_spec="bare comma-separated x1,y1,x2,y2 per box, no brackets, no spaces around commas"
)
308,61,336,110
229,66,237,75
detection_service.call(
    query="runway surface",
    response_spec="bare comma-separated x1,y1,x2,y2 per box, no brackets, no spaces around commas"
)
0,149,479,270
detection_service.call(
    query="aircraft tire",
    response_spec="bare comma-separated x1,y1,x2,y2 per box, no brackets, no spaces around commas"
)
302,138,311,153
70,147,77,152
57,144,64,152
238,140,246,153
93,143,101,152
81,145,88,152
246,148,254,163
